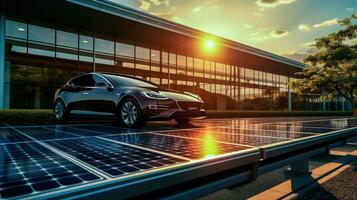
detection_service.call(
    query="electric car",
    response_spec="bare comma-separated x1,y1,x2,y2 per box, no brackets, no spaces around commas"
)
53,72,205,127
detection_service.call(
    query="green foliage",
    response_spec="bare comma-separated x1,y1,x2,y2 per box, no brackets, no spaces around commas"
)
291,14,357,110
0,109,54,123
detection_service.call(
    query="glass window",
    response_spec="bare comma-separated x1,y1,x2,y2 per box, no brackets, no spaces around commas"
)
95,38,114,54
57,30,78,48
151,49,160,62
80,35,93,50
92,74,108,86
136,46,149,60
5,19,27,39
71,74,95,87
169,53,176,65
116,42,134,57
162,52,168,64
177,55,186,66
103,74,158,88
29,24,55,44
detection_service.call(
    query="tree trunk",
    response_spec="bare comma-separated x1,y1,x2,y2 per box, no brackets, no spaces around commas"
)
353,102,357,117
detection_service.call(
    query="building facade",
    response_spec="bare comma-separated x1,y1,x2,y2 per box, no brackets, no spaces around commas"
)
0,0,351,111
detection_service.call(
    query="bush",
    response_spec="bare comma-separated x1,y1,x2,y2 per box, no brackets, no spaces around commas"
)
0,109,54,123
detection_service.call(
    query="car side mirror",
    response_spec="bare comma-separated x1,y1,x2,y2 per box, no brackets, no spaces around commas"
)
107,85,114,91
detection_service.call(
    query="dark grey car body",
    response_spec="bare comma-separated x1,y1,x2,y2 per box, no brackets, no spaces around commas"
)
54,72,205,125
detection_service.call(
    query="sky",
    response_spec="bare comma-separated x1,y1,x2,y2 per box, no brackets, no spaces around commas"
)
109,0,356,62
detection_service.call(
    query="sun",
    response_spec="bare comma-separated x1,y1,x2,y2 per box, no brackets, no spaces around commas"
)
204,39,215,49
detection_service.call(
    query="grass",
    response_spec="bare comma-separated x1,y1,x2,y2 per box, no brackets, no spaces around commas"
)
0,109,353,123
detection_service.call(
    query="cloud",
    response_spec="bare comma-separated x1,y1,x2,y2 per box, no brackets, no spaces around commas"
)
192,6,202,12
313,18,338,28
150,11,174,18
346,7,354,11
255,0,296,8
298,24,311,31
282,48,317,62
243,24,253,30
302,41,315,47
149,0,170,6
253,12,263,17
139,0,151,10
172,16,184,24
270,30,289,38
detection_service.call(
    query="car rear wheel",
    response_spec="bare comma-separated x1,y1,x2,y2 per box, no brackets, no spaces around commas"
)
54,99,68,124
175,118,190,125
118,98,144,128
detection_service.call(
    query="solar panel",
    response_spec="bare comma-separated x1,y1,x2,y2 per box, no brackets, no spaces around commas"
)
16,127,80,141
104,133,250,159
0,128,32,143
198,127,314,138
0,142,102,199
45,138,186,177
235,124,336,134
281,119,356,129
164,130,290,146
67,125,145,136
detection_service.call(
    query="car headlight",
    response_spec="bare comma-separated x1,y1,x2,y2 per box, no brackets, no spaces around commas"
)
184,92,203,101
141,91,168,100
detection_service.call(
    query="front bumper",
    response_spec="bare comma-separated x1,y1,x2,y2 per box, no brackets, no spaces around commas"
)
148,109,206,120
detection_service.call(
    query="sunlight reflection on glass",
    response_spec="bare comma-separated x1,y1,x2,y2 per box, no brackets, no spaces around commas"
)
201,129,219,159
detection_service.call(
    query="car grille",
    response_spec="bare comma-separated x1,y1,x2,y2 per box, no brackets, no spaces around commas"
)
177,101,202,111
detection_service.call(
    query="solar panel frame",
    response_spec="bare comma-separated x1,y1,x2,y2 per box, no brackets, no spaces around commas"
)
261,127,357,159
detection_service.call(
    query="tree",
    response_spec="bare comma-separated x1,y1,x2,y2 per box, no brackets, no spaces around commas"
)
291,14,357,116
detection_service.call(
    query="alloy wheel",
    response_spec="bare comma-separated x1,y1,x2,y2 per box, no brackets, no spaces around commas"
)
121,100,138,126
54,100,64,120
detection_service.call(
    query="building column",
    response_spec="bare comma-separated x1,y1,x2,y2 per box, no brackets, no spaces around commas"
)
0,11,6,109
288,77,292,111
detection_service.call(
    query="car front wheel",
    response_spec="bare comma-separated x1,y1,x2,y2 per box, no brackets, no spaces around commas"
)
118,98,144,128
54,99,68,124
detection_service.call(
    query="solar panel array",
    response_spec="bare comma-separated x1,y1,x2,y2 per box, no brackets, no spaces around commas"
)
0,142,102,199
0,117,356,199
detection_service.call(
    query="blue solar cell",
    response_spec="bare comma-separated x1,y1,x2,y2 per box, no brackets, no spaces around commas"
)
104,133,250,159
16,127,80,140
45,138,186,177
66,125,145,136
0,128,31,143
234,124,336,134
164,130,290,146
0,142,102,199
198,128,313,138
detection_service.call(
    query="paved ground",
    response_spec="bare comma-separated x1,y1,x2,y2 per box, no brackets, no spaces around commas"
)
0,116,356,199
200,133,357,200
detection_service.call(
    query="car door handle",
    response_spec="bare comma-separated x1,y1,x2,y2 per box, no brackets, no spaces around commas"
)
82,92,89,95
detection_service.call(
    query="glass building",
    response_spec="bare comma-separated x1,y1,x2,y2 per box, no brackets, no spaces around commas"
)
0,0,351,111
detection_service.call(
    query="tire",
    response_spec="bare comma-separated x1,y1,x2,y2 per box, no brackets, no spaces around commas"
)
175,118,190,125
118,98,144,128
54,99,68,124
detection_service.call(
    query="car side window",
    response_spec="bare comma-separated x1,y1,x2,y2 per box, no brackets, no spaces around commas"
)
71,74,96,87
92,75,108,87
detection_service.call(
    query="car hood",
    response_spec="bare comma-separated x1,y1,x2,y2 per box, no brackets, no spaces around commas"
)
158,91,200,102
123,87,201,102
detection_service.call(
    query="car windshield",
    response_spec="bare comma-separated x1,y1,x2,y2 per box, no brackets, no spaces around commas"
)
103,74,159,88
